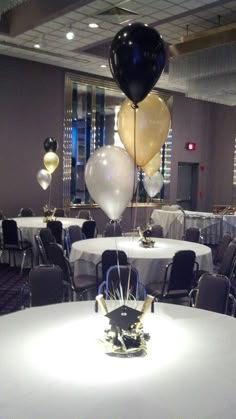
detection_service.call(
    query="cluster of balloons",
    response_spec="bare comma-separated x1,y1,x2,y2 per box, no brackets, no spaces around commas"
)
84,23,169,220
37,137,59,191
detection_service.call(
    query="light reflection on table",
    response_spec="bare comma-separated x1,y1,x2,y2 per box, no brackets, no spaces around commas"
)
0,301,235,419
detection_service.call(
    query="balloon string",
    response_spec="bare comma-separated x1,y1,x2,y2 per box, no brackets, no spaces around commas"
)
131,103,139,236
48,176,52,209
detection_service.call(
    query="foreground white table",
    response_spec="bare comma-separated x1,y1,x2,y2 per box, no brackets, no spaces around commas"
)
70,237,213,285
0,301,235,419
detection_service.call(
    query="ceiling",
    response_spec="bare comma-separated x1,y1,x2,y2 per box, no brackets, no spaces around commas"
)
0,0,236,104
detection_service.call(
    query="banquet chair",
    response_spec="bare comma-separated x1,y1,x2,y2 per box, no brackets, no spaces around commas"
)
76,210,91,220
39,227,56,262
66,225,85,254
213,232,232,266
0,210,6,220
47,220,64,245
146,250,199,302
1,219,33,273
54,208,66,217
151,224,163,238
18,207,35,217
22,264,68,307
96,249,129,293
82,220,97,239
183,227,201,243
47,243,97,300
99,264,146,301
189,273,235,315
35,234,48,264
103,221,123,237
217,242,236,277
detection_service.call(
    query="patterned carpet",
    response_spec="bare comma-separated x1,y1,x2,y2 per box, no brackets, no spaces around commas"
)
0,263,30,315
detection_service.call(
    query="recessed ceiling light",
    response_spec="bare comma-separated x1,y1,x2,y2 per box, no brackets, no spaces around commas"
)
66,25,75,40
89,23,99,28
34,43,41,49
100,64,107,68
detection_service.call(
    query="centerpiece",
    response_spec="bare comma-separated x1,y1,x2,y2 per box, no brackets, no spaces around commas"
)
96,294,154,357
138,225,155,248
43,205,56,223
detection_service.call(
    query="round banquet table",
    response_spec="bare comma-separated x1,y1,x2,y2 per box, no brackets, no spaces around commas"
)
70,237,213,285
1,217,86,266
0,301,235,419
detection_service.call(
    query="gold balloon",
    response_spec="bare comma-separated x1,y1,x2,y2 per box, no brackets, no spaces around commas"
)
43,152,59,174
142,152,161,177
118,93,171,167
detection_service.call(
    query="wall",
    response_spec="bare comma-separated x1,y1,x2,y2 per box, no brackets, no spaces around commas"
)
207,104,236,208
0,54,235,219
0,55,65,217
171,93,236,211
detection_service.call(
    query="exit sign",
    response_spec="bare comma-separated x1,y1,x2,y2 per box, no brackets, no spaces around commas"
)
185,142,196,151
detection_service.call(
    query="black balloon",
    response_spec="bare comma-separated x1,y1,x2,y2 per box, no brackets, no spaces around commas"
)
109,22,166,105
44,137,58,152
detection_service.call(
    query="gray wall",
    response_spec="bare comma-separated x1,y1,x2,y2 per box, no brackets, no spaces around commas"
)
171,93,236,211
0,55,65,217
0,54,235,219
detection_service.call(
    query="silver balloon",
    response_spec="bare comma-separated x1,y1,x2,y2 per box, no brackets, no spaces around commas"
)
37,169,52,190
85,145,137,220
143,171,164,198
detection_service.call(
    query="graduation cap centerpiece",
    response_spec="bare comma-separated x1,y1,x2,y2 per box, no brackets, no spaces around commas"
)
96,294,154,357
137,226,155,248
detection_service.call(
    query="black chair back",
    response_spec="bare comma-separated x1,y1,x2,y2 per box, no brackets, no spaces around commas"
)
184,227,200,243
103,222,122,237
214,232,232,265
195,273,232,314
35,234,48,264
39,228,56,259
29,265,64,306
151,224,163,238
68,225,84,243
18,207,34,217
54,208,66,217
101,249,128,282
82,220,97,239
46,242,73,287
104,264,145,300
76,210,91,220
2,219,19,246
167,250,197,293
218,242,236,277
47,220,63,244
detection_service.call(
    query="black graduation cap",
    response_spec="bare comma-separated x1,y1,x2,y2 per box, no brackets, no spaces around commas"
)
106,304,143,330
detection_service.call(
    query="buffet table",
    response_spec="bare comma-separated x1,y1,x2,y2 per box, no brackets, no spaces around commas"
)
151,209,222,244
0,301,235,419
70,236,213,286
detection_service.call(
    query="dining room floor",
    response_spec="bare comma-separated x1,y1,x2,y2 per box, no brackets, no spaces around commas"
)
0,263,30,316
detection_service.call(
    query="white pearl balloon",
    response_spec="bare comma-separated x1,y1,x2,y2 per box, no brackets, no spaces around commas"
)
37,169,52,190
85,145,137,220
143,171,164,198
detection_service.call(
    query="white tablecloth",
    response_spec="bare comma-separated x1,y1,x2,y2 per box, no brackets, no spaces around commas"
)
70,237,213,285
151,209,222,244
0,301,235,419
223,215,236,237
1,217,86,265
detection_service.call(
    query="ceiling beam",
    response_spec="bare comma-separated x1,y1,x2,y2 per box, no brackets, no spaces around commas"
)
0,0,94,36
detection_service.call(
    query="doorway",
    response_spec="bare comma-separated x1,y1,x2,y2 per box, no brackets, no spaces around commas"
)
176,162,199,210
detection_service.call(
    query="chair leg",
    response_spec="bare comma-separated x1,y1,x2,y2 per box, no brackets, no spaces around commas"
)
20,251,27,274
